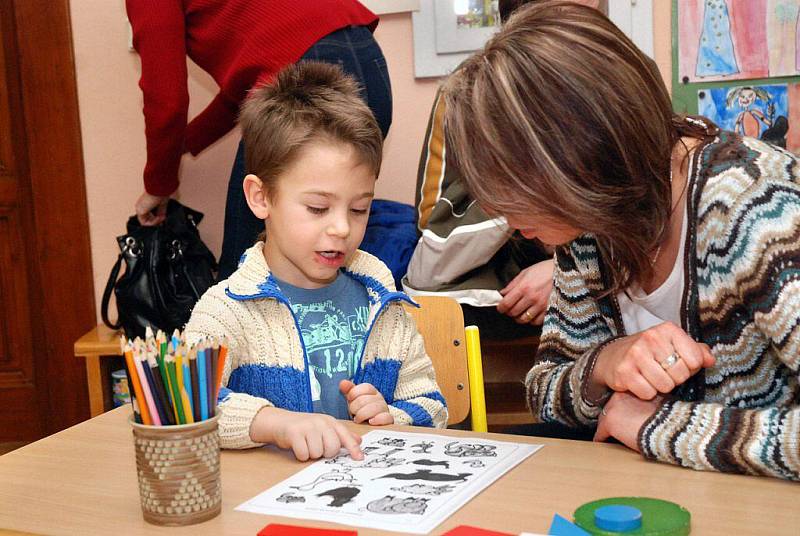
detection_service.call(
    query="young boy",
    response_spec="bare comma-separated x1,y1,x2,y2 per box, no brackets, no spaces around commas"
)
185,61,447,461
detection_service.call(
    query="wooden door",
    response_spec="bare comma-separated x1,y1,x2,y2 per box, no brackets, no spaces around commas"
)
0,0,95,441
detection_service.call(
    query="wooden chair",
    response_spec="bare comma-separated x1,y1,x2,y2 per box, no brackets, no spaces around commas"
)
403,296,487,431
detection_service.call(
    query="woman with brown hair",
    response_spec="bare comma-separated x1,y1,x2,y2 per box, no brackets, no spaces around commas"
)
441,0,799,480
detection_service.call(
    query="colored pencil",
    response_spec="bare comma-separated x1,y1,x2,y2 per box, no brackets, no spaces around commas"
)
197,343,208,421
165,354,186,425
177,346,195,424
145,325,154,345
122,353,141,423
147,349,174,426
133,340,161,426
214,343,228,403
141,352,168,425
171,329,181,356
121,338,151,425
189,348,201,422
156,333,178,423
209,344,219,416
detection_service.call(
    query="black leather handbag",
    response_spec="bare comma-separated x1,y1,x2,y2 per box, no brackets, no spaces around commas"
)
102,200,218,339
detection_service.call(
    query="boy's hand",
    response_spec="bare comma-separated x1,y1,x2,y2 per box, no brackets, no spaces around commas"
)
339,380,394,426
251,407,363,462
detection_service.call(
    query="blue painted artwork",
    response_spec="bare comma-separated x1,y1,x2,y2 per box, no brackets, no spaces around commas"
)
696,0,739,77
698,84,790,148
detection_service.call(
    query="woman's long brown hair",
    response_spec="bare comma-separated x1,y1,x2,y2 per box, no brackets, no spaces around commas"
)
442,0,715,294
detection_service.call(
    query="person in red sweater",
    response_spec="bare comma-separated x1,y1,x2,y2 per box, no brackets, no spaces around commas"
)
127,0,392,279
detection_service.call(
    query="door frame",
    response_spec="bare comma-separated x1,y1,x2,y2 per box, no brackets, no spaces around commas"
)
5,0,95,436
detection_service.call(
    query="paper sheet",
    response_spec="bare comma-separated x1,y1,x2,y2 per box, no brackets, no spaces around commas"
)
237,430,542,534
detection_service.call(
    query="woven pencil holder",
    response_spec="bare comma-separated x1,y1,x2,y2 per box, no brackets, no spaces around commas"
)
130,414,222,526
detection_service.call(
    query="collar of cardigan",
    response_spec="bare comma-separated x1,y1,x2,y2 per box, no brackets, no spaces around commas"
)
224,242,418,309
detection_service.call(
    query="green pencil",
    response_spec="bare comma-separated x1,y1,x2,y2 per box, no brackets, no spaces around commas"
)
155,332,175,423
165,354,186,424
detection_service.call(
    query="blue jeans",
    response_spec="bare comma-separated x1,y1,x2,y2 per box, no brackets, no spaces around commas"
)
218,25,392,280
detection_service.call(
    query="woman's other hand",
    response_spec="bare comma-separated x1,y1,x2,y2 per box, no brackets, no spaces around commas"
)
590,322,715,400
593,391,663,451
135,191,168,226
497,259,555,325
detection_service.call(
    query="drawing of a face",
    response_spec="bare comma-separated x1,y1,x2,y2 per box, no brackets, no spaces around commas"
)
738,89,756,109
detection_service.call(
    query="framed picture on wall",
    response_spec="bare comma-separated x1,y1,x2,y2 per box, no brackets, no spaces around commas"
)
434,0,500,54
412,0,652,78
413,0,500,78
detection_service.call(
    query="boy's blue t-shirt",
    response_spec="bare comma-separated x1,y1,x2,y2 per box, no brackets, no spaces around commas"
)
274,272,370,419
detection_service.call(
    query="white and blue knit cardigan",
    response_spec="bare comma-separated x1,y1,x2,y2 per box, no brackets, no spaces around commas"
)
186,244,447,449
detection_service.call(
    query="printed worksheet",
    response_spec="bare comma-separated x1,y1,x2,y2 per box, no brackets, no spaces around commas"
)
236,430,542,534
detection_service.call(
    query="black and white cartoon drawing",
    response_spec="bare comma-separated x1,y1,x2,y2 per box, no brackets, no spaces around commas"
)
361,453,406,469
366,495,429,515
390,484,456,496
317,486,361,507
444,442,498,457
376,469,472,482
237,431,541,535
376,438,406,448
324,452,355,465
291,468,354,491
413,459,450,469
410,441,434,454
276,492,306,504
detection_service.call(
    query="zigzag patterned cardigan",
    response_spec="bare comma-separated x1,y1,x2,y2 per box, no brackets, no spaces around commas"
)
186,244,447,449
527,131,800,480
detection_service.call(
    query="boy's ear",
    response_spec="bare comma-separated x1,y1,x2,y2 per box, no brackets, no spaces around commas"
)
243,173,271,219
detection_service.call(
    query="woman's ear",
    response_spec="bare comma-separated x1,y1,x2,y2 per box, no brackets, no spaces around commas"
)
243,174,270,219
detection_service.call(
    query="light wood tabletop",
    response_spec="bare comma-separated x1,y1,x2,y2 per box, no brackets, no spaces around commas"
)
0,407,797,535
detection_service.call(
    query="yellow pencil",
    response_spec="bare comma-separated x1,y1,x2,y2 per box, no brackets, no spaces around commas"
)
176,345,194,424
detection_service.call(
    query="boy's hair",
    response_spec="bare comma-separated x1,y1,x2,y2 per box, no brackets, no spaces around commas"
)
239,61,383,196
442,0,714,294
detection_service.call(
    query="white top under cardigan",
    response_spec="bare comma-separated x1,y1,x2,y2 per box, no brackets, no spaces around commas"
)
617,199,688,334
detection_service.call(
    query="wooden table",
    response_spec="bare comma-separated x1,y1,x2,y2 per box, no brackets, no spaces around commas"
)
73,325,124,416
0,408,797,535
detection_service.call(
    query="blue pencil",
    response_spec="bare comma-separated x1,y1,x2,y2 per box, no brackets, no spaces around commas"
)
197,342,208,421
171,329,181,356
182,349,194,418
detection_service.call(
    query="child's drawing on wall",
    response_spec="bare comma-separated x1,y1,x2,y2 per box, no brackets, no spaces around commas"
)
696,0,739,78
680,0,800,82
699,84,790,149
769,0,800,75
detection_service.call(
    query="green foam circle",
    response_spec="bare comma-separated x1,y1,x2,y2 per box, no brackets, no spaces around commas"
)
574,497,690,535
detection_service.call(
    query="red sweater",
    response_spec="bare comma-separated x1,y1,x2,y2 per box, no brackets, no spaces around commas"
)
127,0,378,196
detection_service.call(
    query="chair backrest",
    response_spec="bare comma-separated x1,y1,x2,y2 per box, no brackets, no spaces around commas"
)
403,296,471,426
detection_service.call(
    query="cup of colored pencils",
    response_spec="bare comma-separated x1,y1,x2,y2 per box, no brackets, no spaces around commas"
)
124,327,228,526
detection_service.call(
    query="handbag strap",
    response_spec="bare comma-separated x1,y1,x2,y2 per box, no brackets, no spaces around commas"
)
101,253,124,331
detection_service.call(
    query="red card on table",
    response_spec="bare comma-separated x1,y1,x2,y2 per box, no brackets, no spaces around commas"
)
441,526,514,536
258,523,357,536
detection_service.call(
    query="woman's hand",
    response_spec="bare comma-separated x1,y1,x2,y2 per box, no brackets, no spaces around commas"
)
250,407,363,462
496,259,555,325
135,191,168,226
340,380,393,425
590,322,715,400
593,391,663,451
